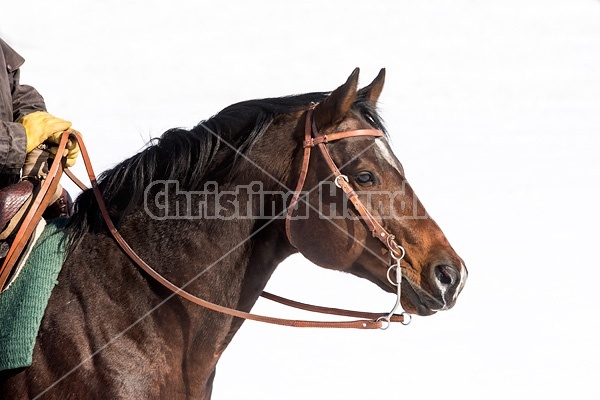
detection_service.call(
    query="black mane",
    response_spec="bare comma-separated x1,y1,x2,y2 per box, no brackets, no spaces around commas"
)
66,91,385,245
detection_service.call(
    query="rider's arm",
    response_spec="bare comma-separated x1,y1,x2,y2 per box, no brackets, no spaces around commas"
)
0,39,46,175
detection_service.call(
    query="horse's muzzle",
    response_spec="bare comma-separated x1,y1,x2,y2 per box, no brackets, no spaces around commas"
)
431,262,468,311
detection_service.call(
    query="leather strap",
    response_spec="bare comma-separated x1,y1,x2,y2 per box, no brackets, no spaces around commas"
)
0,133,70,291
261,291,406,323
316,139,405,256
1,126,409,328
285,107,315,246
303,129,383,148
64,167,88,191
69,131,405,329
285,109,404,258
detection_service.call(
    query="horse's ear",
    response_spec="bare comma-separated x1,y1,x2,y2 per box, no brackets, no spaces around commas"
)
313,68,359,130
357,68,385,104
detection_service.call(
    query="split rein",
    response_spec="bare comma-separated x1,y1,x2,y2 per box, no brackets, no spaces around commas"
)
17,109,410,329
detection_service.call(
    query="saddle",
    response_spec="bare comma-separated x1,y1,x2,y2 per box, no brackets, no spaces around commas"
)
0,180,35,246
0,178,72,285
1,180,72,239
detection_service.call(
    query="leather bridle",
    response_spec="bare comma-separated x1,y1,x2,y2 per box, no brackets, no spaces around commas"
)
0,107,411,329
286,107,407,259
284,106,410,328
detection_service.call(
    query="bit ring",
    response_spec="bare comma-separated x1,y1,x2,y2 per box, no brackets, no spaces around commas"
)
334,174,349,188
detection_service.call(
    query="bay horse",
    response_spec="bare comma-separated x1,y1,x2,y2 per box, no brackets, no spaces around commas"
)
0,68,467,399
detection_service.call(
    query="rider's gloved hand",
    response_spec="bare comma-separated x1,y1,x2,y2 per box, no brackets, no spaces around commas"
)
48,131,81,167
20,111,80,167
21,111,71,152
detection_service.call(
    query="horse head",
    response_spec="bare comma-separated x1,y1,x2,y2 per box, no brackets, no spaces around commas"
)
288,68,467,316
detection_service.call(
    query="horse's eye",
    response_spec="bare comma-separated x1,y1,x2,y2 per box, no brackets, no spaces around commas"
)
354,171,376,186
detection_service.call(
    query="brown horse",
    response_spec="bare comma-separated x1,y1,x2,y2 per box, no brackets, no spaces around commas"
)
0,68,466,399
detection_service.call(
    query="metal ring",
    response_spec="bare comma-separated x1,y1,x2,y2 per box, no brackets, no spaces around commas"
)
390,244,406,261
387,264,399,286
376,316,391,330
334,174,349,188
400,312,412,326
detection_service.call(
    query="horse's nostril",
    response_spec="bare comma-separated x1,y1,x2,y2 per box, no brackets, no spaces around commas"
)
434,265,458,287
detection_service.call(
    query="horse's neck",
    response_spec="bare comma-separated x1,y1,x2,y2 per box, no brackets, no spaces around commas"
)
107,200,292,389
118,176,295,327
110,127,300,389
235,223,293,313
210,223,294,359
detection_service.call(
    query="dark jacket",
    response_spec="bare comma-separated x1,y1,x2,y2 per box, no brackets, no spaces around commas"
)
0,38,46,180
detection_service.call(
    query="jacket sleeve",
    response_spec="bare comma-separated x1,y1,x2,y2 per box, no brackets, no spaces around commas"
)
0,120,26,175
11,68,46,122
0,46,46,175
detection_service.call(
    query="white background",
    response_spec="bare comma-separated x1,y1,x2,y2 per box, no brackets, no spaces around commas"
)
2,1,599,399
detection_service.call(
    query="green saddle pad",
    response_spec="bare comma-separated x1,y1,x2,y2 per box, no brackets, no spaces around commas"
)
0,218,68,371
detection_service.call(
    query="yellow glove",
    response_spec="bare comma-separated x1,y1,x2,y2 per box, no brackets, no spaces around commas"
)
21,111,80,167
21,111,72,152
48,131,81,167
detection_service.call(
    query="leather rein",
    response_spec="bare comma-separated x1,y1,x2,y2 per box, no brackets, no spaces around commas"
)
0,108,411,329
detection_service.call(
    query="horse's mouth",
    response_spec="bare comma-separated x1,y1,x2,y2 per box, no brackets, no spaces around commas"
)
371,263,440,317
401,279,438,316
349,260,444,316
